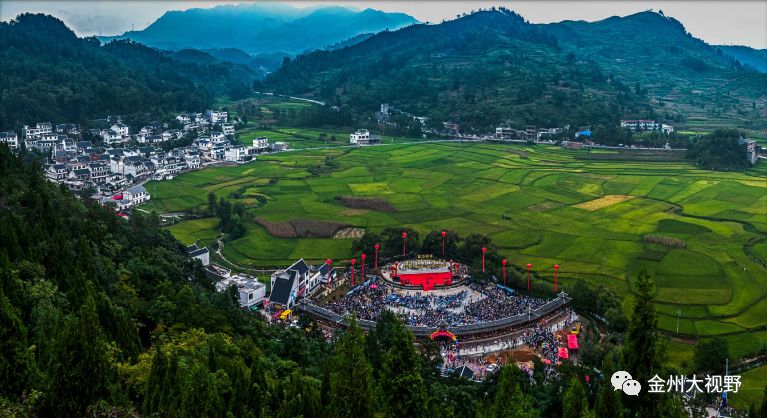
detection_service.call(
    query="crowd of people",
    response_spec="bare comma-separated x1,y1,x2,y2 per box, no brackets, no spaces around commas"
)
464,284,548,322
319,279,552,328
438,308,578,381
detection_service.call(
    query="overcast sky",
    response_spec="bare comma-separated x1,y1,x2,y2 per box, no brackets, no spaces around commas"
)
1,1,765,48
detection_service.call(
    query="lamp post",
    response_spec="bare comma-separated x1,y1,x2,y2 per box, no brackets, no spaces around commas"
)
374,243,379,269
553,264,559,293
402,231,407,256
441,231,446,258
502,259,507,286
481,247,487,273
526,263,532,292
350,258,356,287
361,253,366,280
326,259,332,287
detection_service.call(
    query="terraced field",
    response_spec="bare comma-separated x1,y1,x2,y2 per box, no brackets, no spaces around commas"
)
143,142,767,363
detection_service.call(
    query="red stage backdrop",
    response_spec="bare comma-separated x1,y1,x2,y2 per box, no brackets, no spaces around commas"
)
398,271,453,291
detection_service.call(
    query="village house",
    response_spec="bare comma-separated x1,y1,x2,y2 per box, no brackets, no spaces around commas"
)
215,274,266,309
186,244,210,266
224,145,248,162
71,168,91,182
55,123,81,136
269,259,335,309
88,162,109,184
124,185,150,205
494,127,516,140
0,132,19,149
620,119,674,134
222,124,236,136
23,122,52,139
102,129,124,145
206,110,228,124
46,164,67,181
271,142,289,152
184,153,201,169
349,129,381,145
111,122,129,136
210,131,227,144
251,137,269,153
269,259,313,310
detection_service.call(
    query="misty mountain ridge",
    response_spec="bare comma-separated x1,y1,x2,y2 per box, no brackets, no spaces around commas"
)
98,4,418,54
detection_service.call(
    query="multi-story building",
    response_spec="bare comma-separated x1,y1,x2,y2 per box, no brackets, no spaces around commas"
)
349,129,381,145
23,122,52,139
0,131,19,149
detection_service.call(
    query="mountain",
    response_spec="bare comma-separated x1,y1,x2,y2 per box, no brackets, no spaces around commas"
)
0,14,257,131
717,45,767,73
263,9,767,131
263,8,654,130
98,4,418,55
545,11,767,129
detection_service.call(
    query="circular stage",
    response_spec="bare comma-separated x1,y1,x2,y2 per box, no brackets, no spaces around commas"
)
382,255,467,291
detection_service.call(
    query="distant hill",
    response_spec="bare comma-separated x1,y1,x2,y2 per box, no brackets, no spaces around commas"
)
263,8,654,130
98,4,418,55
263,9,767,131
717,45,767,73
0,14,257,131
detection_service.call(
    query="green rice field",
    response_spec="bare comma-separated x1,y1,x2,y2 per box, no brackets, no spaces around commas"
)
236,125,423,150
142,142,767,359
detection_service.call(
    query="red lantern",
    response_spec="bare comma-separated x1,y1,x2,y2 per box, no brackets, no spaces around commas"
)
553,264,559,293
351,258,356,286
526,263,532,292
502,259,507,286
441,231,447,258
481,247,487,273
374,243,380,269
402,231,407,255
361,253,366,278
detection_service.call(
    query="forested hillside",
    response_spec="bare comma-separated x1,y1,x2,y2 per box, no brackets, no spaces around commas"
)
263,9,767,131
262,9,656,130
0,14,256,131
547,11,767,129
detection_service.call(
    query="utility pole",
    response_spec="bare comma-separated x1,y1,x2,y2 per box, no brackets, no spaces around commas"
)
676,310,681,335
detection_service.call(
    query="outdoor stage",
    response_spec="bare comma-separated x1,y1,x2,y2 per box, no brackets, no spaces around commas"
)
382,255,465,291
398,270,453,290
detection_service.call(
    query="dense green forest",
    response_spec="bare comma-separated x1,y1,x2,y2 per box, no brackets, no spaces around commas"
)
686,129,750,170
5,142,766,416
0,14,256,132
262,9,767,132
262,9,653,131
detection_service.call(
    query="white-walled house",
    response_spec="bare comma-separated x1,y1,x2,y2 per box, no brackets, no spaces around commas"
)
46,164,67,181
124,185,150,205
23,123,52,139
210,131,227,144
0,132,19,149
206,110,228,124
252,137,269,151
222,124,235,136
224,146,248,162
186,244,210,266
215,274,266,309
111,122,129,136
350,129,381,145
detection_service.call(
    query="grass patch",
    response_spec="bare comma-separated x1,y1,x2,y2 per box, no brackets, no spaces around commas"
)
573,194,634,211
